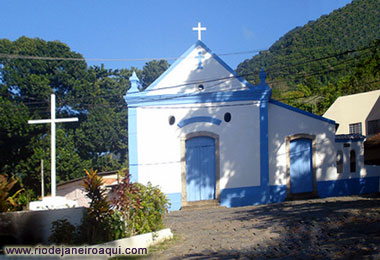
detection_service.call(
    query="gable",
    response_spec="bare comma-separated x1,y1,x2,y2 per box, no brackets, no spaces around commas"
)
323,90,380,134
324,90,380,122
143,41,252,96
125,41,272,107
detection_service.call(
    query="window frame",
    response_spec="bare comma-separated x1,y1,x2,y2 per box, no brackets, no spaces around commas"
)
349,122,362,135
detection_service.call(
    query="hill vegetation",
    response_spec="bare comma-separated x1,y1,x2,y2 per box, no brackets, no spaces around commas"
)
236,0,380,115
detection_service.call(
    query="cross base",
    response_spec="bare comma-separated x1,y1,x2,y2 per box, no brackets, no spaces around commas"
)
29,196,78,211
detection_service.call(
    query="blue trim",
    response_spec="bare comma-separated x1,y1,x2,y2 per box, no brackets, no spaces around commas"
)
220,185,287,207
141,42,199,95
220,186,267,207
269,99,336,125
126,88,272,107
128,108,138,183
195,51,205,69
335,139,365,143
219,176,380,208
129,40,257,96
260,100,270,200
177,116,222,128
166,192,181,211
197,41,255,89
335,134,365,143
317,177,379,198
125,40,272,107
269,185,287,203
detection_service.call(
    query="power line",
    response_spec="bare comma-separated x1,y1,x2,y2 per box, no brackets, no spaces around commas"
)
1,43,376,108
0,49,265,63
122,44,374,96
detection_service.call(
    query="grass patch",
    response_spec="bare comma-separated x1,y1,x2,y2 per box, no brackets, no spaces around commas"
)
109,233,180,260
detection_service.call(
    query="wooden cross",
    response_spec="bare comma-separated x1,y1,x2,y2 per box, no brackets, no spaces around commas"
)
28,94,78,197
193,22,206,41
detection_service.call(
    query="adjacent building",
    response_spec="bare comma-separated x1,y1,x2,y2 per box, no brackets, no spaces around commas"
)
323,89,380,136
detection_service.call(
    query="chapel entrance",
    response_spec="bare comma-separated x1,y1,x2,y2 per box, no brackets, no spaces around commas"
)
289,138,314,194
185,136,216,201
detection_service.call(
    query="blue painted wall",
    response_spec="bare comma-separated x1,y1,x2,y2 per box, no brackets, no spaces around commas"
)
317,177,380,198
167,193,182,211
218,176,379,209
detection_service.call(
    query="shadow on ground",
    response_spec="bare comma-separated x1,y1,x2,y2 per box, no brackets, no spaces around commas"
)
162,195,380,259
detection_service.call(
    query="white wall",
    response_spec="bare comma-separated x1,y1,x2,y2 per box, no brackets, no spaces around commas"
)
335,141,380,179
268,103,337,185
57,181,89,207
136,101,261,194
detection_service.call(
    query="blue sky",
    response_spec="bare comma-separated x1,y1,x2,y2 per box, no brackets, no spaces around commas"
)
1,0,352,70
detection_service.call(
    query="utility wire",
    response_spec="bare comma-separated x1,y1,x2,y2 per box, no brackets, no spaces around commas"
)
121,45,374,96
0,49,265,62
1,43,376,109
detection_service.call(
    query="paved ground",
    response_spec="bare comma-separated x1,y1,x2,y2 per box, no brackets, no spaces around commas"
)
149,195,380,259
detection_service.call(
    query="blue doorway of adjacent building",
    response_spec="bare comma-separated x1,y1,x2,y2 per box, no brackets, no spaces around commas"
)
289,138,313,194
185,136,216,201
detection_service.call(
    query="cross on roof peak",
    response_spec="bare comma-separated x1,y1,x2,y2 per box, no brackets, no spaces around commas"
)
193,22,206,41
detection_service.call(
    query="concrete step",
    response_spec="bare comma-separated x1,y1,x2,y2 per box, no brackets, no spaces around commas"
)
286,192,319,201
181,200,225,211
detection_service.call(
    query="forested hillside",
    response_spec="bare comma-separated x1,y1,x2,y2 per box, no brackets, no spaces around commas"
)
236,0,380,114
0,37,168,199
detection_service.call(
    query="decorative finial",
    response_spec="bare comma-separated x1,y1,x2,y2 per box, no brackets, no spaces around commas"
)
259,68,266,85
129,71,142,92
193,22,206,41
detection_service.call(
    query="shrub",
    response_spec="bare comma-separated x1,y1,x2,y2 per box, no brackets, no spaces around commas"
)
79,169,113,244
104,209,126,240
133,182,170,234
112,172,141,237
50,169,170,245
0,174,24,212
49,219,76,245
112,172,170,237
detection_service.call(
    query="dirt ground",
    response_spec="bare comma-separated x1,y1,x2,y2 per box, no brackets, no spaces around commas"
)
149,194,380,259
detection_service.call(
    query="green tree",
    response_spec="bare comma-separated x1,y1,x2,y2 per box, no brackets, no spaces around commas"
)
140,60,169,89
0,37,169,198
0,37,90,196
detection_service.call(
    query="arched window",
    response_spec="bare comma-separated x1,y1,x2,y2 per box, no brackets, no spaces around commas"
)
336,150,343,173
350,150,356,173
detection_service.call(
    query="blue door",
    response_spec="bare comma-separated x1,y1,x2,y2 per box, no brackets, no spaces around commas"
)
186,136,216,201
290,138,313,193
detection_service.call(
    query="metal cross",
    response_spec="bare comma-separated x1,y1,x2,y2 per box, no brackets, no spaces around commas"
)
193,22,206,41
28,94,78,197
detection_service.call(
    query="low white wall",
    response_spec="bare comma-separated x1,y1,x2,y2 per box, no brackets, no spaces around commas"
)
0,207,85,245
